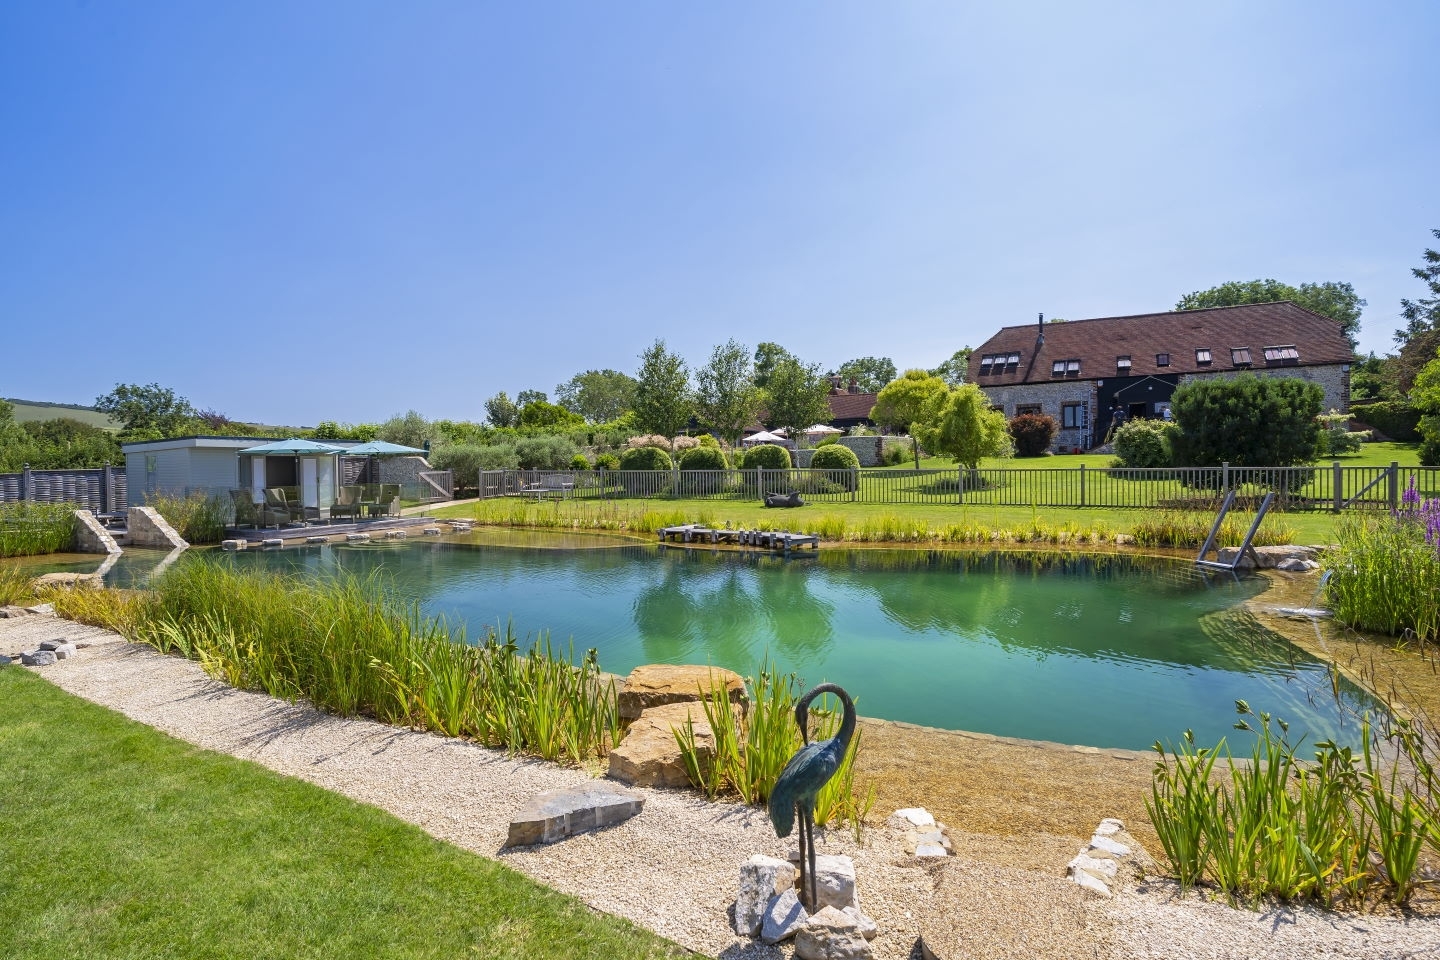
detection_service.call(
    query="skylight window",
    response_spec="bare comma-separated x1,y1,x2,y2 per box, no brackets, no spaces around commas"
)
1263,345,1299,363
1156,353,1170,367
980,355,995,374
1116,355,1132,371
1065,359,1081,376
1052,360,1066,376
1196,348,1212,366
1231,347,1252,366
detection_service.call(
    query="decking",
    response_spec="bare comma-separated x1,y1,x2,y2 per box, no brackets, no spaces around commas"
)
226,516,437,543
657,524,819,553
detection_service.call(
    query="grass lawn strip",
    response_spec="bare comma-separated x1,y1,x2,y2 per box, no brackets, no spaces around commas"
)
0,666,686,960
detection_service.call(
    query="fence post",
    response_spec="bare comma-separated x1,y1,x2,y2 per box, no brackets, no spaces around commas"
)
1333,461,1343,513
20,463,31,503
1389,461,1400,510
1221,462,1230,493
757,466,765,501
851,468,857,502
1079,463,1086,507
671,466,679,499
100,462,111,515
956,466,962,504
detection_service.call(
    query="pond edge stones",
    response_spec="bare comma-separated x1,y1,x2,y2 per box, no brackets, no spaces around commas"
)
1065,817,1152,897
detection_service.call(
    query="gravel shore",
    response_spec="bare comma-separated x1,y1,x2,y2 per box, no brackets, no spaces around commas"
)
6,614,1438,960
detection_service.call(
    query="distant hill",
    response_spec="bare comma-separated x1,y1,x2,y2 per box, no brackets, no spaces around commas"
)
6,398,120,431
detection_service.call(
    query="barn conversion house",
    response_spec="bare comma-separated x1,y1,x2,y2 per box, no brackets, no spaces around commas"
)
968,301,1353,452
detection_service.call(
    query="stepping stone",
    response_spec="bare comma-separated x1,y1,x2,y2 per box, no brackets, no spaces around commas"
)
306,536,328,544
346,533,369,541
617,663,746,720
423,527,442,535
262,539,284,548
221,540,246,551
504,782,644,847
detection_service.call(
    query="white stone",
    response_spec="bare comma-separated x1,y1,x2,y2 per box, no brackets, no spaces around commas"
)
1068,854,1118,882
50,643,77,660
795,906,872,960
760,889,808,944
1095,818,1125,836
842,906,879,941
221,540,245,551
812,854,857,911
346,533,369,541
1070,869,1111,897
890,807,935,828
1087,835,1131,857
423,527,442,535
306,536,328,544
913,842,949,858
734,855,798,937
262,538,284,547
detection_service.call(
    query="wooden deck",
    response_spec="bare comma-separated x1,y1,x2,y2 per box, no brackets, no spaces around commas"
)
657,524,820,553
227,516,438,543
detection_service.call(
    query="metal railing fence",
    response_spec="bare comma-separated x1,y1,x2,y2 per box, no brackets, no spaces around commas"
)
475,462,1437,513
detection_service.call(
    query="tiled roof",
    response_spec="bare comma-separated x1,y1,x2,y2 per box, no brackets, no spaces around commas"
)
967,302,1352,386
828,392,877,421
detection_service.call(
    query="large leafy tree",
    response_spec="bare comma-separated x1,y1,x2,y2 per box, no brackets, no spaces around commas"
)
516,389,548,408
872,369,949,468
929,347,974,387
752,342,796,390
911,383,1012,470
1169,375,1323,468
377,410,435,449
694,339,764,446
483,392,520,429
554,369,637,423
518,399,584,430
1410,348,1440,466
1175,279,1366,349
834,356,897,394
1388,229,1440,395
94,382,197,440
763,356,832,438
632,339,693,439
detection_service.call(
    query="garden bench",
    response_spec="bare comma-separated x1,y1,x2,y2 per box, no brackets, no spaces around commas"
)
519,474,575,500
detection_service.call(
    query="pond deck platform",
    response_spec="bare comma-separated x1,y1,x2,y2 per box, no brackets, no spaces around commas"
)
226,516,439,544
657,524,820,553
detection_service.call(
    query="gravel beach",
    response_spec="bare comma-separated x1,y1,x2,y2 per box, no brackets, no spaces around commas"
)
5,613,1438,960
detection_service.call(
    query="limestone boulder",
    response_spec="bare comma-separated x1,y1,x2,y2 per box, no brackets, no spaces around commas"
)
760,888,808,944
504,782,643,847
617,664,746,720
33,572,97,589
795,906,872,960
1216,544,1320,569
21,650,57,667
734,854,798,936
607,701,715,788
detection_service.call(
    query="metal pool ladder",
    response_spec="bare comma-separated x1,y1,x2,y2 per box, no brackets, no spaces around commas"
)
1195,490,1275,571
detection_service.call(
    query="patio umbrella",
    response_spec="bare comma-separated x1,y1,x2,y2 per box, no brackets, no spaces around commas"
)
803,424,842,435
238,438,346,455
743,430,787,445
341,440,429,489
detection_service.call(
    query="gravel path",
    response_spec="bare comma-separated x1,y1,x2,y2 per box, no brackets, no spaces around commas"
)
6,614,1438,960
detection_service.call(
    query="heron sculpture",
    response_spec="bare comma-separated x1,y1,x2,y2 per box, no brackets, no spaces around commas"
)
767,682,856,912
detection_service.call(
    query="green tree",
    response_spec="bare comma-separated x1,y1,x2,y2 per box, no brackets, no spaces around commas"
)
94,382,197,440
377,410,434,449
872,369,949,468
518,400,585,430
1410,348,1440,465
834,356,897,394
554,369,637,423
911,383,1012,470
694,339,764,447
516,390,548,408
483,392,520,429
1397,228,1440,345
763,356,831,438
1169,375,1323,469
752,342,796,390
632,339,693,439
17,418,122,468
1175,279,1366,348
313,420,379,441
929,348,974,387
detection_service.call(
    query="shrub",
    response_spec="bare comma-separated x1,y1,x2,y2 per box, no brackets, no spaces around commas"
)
515,435,578,470
743,443,791,470
670,436,700,454
625,434,672,451
1113,419,1177,468
429,443,519,484
695,433,720,448
618,446,674,471
594,452,621,471
1008,413,1057,457
815,433,840,447
881,441,909,466
570,453,591,470
1351,400,1421,442
1170,375,1323,471
1314,410,1366,457
810,444,859,471
678,446,728,471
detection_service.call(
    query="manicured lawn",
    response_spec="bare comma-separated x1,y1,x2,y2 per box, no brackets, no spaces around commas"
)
877,440,1422,471
0,668,686,960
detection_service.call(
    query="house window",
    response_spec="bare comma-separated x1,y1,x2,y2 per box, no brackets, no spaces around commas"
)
1116,355,1132,372
1196,348,1212,366
1016,404,1042,416
1263,345,1299,364
1051,360,1066,377
1231,347,1252,367
1003,352,1021,372
1156,353,1170,367
1066,359,1081,376
980,355,995,374
1061,403,1086,429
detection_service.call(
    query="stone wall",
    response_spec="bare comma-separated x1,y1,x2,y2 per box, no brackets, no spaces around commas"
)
1177,363,1350,413
980,381,1098,453
127,506,188,550
71,510,121,555
376,455,434,491
837,436,883,466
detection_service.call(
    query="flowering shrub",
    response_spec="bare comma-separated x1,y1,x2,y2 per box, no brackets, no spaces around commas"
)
625,434,672,451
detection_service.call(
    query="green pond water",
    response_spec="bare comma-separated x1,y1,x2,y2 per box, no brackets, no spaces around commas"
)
44,539,1376,751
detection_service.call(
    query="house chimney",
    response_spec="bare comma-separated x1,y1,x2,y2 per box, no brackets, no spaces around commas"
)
848,378,858,394
1037,312,1045,346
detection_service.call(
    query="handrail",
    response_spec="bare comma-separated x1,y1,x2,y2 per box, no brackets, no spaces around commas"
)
1196,491,1274,570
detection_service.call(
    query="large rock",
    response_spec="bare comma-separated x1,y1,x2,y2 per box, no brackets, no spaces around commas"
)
33,572,97,589
608,701,717,788
20,650,58,667
504,782,644,847
1216,544,1320,570
734,855,798,936
0,605,34,619
617,664,746,720
760,888,808,944
795,906,872,960
791,854,856,911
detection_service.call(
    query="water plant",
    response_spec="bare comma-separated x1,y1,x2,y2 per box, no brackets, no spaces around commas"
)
0,502,77,557
0,566,37,606
1147,701,1437,907
148,490,228,544
1131,510,1297,549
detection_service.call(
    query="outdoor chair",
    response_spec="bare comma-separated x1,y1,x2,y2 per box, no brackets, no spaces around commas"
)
230,489,261,529
330,485,364,522
264,487,308,524
370,483,401,517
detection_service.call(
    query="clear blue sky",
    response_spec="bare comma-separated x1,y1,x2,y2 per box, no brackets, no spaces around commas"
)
2,2,1436,426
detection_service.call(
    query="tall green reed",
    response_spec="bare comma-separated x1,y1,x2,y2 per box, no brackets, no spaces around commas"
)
0,502,77,557
148,490,228,544
1326,514,1440,643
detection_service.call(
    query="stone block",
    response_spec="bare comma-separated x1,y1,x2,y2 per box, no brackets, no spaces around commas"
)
21,650,57,667
346,533,369,541
1068,854,1118,882
51,643,77,660
618,663,746,720
306,536,328,544
841,906,878,941
812,854,857,911
795,905,871,960
505,782,643,847
0,655,12,666
220,540,245,551
890,807,935,829
1086,835,1131,857
262,538,284,548
607,701,716,788
1094,818,1125,836
734,855,798,937
760,889,808,944
423,527,442,535
0,605,33,618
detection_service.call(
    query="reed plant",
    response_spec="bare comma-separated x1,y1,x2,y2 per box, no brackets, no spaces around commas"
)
0,502,77,557
1325,487,1440,643
674,660,873,838
0,566,37,606
1131,510,1298,549
98,560,619,765
148,490,228,544
43,583,152,636
1147,701,1437,907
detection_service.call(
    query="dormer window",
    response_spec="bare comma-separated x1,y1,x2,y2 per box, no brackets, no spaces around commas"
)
979,352,1021,375
1065,359,1081,376
980,355,994,375
1196,348,1212,366
1156,353,1170,367
1052,360,1066,377
1004,352,1020,372
1263,345,1299,364
1231,347,1252,367
1116,355,1132,372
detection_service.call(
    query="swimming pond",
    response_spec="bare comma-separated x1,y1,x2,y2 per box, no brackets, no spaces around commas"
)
69,538,1375,751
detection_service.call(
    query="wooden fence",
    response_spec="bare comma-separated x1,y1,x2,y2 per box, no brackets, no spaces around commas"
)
0,464,126,515
477,462,1438,512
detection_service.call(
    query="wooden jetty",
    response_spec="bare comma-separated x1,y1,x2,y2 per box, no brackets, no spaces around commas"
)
657,524,819,553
